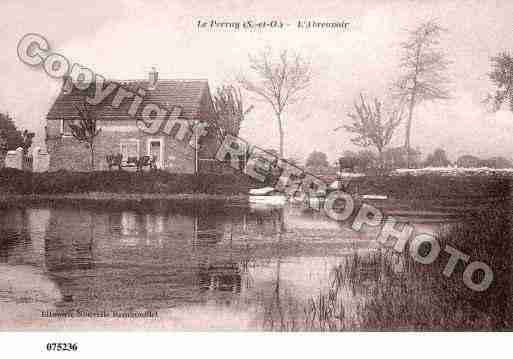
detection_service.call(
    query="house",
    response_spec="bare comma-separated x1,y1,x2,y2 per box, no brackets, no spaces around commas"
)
45,69,224,172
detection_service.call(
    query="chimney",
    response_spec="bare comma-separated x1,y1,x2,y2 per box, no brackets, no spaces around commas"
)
62,75,73,94
148,67,158,90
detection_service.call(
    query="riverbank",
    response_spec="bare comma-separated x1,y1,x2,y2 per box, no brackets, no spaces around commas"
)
0,192,248,202
0,168,258,196
345,173,511,201
0,168,511,205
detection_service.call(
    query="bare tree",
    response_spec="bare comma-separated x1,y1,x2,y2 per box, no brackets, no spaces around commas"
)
69,103,101,171
212,85,254,138
336,94,403,168
238,48,311,158
485,52,513,111
394,20,451,167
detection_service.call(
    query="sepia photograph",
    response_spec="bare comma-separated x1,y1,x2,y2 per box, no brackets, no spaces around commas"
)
1,0,512,355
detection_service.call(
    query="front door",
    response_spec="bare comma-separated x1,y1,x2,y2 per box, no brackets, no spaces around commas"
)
149,140,162,168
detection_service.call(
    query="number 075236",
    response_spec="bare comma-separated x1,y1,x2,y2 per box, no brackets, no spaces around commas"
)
46,343,78,351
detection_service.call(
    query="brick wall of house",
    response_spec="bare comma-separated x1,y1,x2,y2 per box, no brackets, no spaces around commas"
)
46,119,197,172
45,80,224,173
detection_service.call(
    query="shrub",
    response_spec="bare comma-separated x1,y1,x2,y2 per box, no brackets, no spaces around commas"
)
0,169,259,195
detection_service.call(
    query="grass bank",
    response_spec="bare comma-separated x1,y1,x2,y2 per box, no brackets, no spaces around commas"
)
346,174,511,201
1,169,511,208
0,168,259,196
287,201,512,331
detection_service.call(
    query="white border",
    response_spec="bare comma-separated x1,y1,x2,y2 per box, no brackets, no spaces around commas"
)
1,332,511,358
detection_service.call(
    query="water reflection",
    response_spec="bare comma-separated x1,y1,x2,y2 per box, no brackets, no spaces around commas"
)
0,200,509,330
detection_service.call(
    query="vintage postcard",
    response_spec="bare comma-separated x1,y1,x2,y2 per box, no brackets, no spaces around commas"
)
1,0,512,355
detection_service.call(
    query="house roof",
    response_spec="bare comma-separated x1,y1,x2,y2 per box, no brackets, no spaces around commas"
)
46,79,212,121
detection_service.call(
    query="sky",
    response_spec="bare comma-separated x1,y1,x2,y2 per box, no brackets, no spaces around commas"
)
2,0,513,163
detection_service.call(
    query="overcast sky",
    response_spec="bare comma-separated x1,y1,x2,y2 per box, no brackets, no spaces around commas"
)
2,0,513,162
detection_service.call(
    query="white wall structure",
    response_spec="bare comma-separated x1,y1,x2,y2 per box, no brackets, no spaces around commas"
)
32,147,49,172
4,147,24,169
4,147,36,171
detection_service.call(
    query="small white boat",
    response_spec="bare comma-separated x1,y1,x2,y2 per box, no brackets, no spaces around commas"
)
249,187,286,206
361,194,388,200
328,180,345,190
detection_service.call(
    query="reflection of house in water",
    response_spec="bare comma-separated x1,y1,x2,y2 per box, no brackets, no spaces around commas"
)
40,205,254,310
237,207,284,237
193,214,226,246
121,212,139,236
120,212,164,236
198,261,243,293
112,211,166,246
193,213,252,295
0,208,32,264
1,203,286,310
108,209,229,247
0,207,61,270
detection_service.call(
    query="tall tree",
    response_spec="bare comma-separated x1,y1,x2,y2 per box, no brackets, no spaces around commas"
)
0,112,24,151
68,103,101,170
21,129,35,154
394,20,451,167
424,148,451,167
383,146,422,169
337,94,402,168
480,156,512,169
238,48,311,157
305,150,329,168
0,131,6,154
212,85,253,139
486,52,513,111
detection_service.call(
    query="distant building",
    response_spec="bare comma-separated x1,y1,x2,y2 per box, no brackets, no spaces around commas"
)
383,147,422,169
45,69,224,172
455,155,481,168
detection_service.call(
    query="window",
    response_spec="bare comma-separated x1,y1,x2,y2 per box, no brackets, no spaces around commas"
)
119,139,139,162
61,119,75,136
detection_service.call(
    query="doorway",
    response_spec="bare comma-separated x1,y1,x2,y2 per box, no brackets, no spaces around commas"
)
147,139,163,169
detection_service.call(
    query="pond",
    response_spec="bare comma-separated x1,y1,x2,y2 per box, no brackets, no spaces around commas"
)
0,199,506,330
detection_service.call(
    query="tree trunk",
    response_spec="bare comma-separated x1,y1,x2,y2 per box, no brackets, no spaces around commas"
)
377,148,384,174
89,142,95,171
277,113,284,158
405,92,416,168
404,40,423,169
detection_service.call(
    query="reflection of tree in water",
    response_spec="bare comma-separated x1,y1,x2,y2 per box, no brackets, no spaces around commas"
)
260,209,303,331
0,208,32,264
194,210,255,296
194,206,286,298
250,207,286,236
197,262,242,293
43,212,96,307
44,212,94,273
